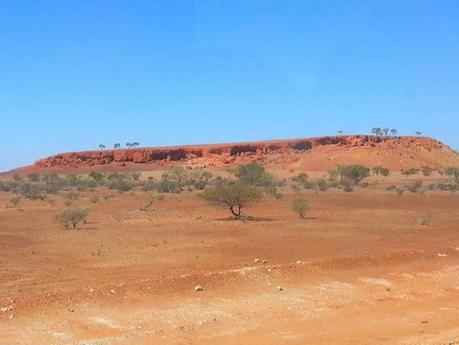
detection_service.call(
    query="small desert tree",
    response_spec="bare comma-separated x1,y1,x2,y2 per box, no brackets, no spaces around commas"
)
291,199,309,219
342,165,370,185
372,127,382,136
55,208,89,230
231,163,273,187
291,172,309,188
199,183,262,218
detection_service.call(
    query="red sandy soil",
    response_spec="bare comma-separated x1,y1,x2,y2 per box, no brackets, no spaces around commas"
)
1,179,459,344
6,135,459,176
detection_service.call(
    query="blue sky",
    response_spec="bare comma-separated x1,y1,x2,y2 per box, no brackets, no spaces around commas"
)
1,0,458,171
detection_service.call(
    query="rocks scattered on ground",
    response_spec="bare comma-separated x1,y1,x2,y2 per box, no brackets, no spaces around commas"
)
437,253,448,257
0,306,14,313
277,286,283,291
254,258,260,263
194,285,203,292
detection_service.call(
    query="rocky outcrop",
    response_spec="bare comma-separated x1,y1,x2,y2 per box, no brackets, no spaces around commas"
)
32,135,453,171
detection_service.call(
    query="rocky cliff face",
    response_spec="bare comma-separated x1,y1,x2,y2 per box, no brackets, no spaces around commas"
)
32,135,454,171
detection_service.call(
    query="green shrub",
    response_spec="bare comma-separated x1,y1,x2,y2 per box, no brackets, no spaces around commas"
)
291,173,309,188
291,199,309,218
232,163,273,187
395,188,405,196
341,165,370,185
266,186,282,199
316,178,328,191
406,180,423,193
55,208,89,230
421,167,433,176
89,171,105,182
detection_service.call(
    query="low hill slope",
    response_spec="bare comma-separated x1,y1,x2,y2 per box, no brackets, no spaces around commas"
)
8,135,459,174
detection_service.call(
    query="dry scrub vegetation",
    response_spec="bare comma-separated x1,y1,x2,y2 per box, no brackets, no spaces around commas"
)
0,163,458,229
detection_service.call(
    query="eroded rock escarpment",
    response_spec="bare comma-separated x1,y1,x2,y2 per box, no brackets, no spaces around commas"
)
32,135,453,171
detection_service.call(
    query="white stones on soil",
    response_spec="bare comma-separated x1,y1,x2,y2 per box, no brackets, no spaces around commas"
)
437,253,448,257
277,286,283,291
194,285,203,292
0,306,14,313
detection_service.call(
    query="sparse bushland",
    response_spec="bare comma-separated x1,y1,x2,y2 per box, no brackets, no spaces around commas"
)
290,183,302,193
16,182,47,200
291,173,309,188
55,208,89,230
198,182,262,219
158,168,213,193
406,180,423,193
445,167,459,182
316,178,328,191
27,173,40,182
230,163,273,187
386,184,397,192
89,171,105,182
395,188,405,196
330,165,370,185
421,167,434,176
265,186,283,199
371,166,390,177
401,168,420,176
291,199,309,218
89,196,100,204
63,191,80,200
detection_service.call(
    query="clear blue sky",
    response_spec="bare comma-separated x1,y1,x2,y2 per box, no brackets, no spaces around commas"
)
1,0,458,171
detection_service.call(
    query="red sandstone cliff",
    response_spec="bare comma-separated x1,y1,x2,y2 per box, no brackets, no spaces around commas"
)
20,135,457,173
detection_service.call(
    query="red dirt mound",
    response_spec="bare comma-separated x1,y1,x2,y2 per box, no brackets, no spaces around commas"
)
9,135,459,174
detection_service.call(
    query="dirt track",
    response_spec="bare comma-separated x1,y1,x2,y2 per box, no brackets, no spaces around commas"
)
1,187,459,344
